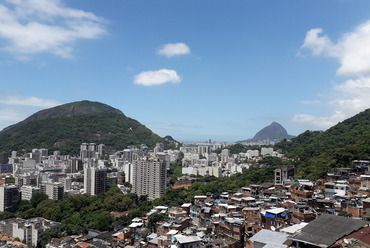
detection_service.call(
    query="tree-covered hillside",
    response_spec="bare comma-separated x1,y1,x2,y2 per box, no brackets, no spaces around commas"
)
275,108,370,179
0,101,172,155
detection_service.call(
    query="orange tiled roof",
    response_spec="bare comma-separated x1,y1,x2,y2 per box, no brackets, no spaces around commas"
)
0,235,14,241
11,241,28,247
117,233,126,239
111,210,135,218
75,242,91,248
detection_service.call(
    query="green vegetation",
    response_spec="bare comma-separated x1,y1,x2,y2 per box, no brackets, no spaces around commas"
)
275,108,370,179
0,212,15,220
258,156,289,167
0,101,173,155
5,177,15,184
14,185,152,235
168,159,183,184
37,229,61,248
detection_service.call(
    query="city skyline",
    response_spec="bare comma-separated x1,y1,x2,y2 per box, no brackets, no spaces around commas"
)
1,0,370,142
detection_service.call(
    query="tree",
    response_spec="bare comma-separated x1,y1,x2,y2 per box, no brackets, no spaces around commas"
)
0,212,15,220
31,193,49,208
37,229,60,248
5,177,15,184
148,213,168,232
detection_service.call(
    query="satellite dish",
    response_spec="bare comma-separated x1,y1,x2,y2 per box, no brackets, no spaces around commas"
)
344,239,349,244
271,226,276,231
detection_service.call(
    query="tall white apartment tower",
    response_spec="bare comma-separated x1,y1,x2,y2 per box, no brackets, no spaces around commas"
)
132,157,167,200
98,144,106,158
40,182,64,200
84,164,107,196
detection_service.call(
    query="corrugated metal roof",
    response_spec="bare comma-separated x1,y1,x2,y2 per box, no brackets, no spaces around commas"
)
280,222,308,234
249,229,288,247
290,215,369,247
266,207,286,214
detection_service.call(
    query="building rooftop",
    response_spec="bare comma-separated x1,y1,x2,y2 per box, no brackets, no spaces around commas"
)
174,235,201,244
265,208,286,214
290,215,369,247
280,222,308,234
249,229,289,248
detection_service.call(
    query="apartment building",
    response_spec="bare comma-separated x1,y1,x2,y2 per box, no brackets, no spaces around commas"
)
0,184,20,212
132,157,167,200
40,182,64,200
84,164,107,196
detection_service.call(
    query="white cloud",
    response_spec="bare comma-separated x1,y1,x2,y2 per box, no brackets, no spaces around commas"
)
0,106,32,132
301,28,335,56
0,95,62,107
0,0,106,58
295,21,370,129
301,21,370,76
292,112,346,129
331,77,370,113
0,107,27,122
0,94,63,131
157,43,190,57
134,69,181,86
293,76,370,129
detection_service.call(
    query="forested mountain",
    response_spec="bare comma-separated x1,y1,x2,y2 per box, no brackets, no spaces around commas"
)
275,108,370,179
0,100,172,155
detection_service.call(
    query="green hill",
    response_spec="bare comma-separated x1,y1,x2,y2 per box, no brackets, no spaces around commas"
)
275,109,370,179
0,100,172,155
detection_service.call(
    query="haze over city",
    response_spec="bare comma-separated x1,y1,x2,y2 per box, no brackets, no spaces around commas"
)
1,0,370,142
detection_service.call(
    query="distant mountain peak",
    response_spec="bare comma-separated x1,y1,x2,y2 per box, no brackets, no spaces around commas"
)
239,122,295,143
252,122,288,139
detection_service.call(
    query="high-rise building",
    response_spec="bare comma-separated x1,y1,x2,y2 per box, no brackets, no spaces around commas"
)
198,146,210,156
0,153,8,164
88,143,97,152
98,144,106,158
30,150,42,163
20,186,41,201
274,165,294,185
69,158,83,173
84,165,107,195
40,182,64,201
0,185,20,212
80,143,106,160
156,152,171,170
132,157,167,200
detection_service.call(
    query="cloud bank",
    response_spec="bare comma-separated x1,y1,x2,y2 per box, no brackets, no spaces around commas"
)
0,0,107,58
294,21,370,128
134,69,181,86
0,94,62,131
157,43,190,57
0,95,61,107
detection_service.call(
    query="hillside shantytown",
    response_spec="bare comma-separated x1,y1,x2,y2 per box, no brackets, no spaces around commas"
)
0,138,369,248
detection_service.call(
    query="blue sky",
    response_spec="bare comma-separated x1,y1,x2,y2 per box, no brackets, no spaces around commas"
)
1,0,370,142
